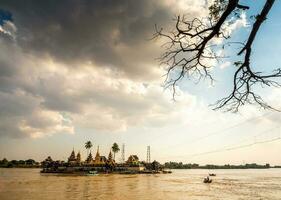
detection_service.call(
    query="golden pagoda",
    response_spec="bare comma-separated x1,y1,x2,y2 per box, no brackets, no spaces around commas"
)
127,155,139,165
107,150,115,165
94,146,107,165
76,151,81,163
68,148,76,164
86,151,94,164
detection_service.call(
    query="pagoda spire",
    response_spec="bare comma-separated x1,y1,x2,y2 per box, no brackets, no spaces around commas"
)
96,145,100,156
68,148,76,162
108,150,113,161
86,150,93,163
76,151,81,163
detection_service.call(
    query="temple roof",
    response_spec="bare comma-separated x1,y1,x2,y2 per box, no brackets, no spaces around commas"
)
68,149,76,161
95,146,100,158
100,156,107,162
127,155,139,162
86,151,93,162
108,150,113,161
77,151,81,160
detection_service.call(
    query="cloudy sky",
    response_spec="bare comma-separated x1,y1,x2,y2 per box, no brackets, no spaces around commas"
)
0,0,281,165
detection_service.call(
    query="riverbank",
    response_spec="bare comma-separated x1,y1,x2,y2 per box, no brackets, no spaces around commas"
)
40,164,171,175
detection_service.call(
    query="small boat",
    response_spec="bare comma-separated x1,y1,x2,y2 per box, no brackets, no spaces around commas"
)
203,177,212,183
209,173,216,176
87,170,98,175
162,170,172,174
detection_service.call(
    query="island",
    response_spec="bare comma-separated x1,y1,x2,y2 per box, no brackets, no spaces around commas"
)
40,146,170,175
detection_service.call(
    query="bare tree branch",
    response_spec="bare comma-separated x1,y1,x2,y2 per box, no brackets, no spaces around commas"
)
214,0,280,112
154,0,280,112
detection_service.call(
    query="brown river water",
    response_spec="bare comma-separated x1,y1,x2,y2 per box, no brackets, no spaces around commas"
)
0,168,281,200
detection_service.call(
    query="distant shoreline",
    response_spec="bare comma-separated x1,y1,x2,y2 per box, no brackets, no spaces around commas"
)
1,165,281,170
163,162,281,169
1,167,281,170
1,158,281,170
164,166,279,169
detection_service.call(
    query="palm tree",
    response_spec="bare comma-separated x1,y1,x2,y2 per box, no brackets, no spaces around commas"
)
85,141,93,157
111,143,120,160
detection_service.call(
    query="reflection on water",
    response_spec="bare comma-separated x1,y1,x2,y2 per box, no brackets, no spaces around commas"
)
1,168,281,199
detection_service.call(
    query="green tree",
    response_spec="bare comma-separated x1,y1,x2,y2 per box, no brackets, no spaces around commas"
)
85,141,93,157
111,143,120,160
25,159,35,166
0,158,8,167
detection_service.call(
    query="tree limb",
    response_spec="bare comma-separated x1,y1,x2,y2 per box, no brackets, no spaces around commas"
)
154,0,280,112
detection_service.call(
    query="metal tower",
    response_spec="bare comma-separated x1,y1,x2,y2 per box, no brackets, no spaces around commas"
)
146,146,151,163
121,143,125,163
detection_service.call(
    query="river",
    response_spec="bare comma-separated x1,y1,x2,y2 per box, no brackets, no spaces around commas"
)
0,168,281,200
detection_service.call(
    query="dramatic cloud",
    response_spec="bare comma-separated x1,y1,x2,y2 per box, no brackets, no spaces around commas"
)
0,35,198,138
0,0,211,138
0,0,207,79
0,0,279,140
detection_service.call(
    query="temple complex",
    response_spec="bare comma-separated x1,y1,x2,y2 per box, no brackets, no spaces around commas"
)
41,144,167,174
70,146,115,167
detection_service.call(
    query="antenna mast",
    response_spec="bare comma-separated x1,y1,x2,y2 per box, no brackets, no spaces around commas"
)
121,143,125,163
147,146,151,163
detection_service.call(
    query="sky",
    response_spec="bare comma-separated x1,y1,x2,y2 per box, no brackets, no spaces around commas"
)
0,0,281,165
